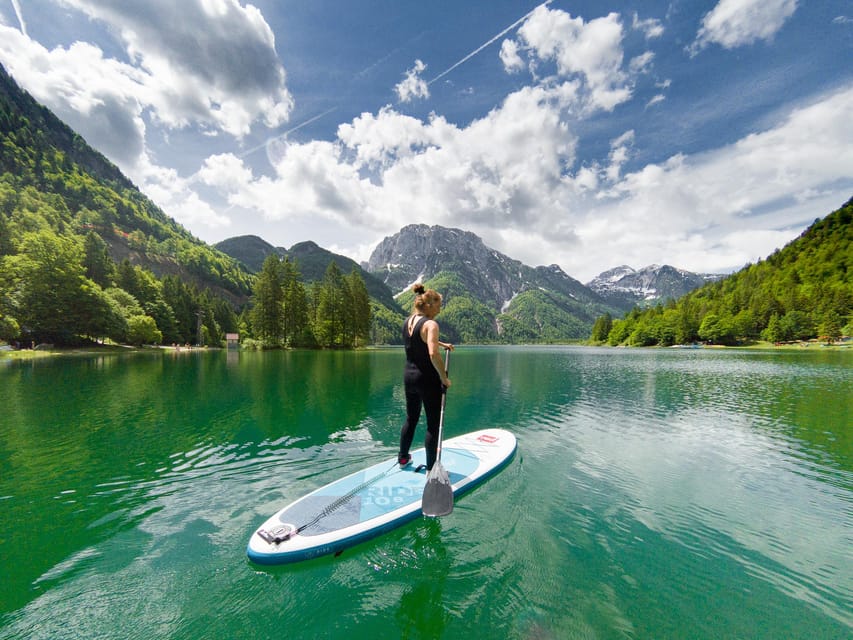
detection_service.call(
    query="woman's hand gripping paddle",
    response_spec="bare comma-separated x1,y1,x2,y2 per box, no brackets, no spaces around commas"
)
422,349,453,517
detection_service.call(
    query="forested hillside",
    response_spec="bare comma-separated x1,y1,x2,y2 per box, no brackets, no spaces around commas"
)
0,66,253,300
215,235,401,310
593,198,853,346
0,63,257,346
0,64,388,349
216,235,405,345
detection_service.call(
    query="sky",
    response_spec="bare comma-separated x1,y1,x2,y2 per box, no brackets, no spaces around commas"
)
0,0,851,282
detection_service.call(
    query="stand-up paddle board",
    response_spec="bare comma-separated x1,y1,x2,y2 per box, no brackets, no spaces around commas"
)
247,428,516,565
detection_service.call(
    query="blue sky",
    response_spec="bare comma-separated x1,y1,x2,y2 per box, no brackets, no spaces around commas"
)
1,0,851,282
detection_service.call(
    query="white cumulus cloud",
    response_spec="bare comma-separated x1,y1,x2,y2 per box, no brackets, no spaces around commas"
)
55,0,293,136
504,6,633,112
499,38,525,73
195,82,853,280
2,0,848,284
691,0,799,55
0,29,148,167
395,59,429,103
632,13,664,39
0,0,294,231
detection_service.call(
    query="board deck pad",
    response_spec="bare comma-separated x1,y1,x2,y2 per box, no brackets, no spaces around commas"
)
247,428,516,564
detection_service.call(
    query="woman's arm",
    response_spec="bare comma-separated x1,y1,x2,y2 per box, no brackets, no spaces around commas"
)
423,320,451,387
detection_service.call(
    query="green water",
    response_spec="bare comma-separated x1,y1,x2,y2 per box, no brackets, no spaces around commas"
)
1,347,851,639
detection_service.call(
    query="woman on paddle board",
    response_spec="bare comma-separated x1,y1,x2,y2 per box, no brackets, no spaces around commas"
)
399,283,453,471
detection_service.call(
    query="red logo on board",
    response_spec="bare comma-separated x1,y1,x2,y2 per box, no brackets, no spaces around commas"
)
477,434,499,443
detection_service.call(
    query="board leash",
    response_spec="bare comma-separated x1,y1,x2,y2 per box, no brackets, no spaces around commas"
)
257,460,401,544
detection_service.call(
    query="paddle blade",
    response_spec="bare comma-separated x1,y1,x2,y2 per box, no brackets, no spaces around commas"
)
421,462,454,517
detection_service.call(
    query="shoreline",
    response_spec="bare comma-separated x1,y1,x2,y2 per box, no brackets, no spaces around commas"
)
2,340,850,361
0,344,211,360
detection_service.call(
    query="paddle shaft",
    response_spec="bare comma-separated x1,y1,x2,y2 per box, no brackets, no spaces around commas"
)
422,348,454,517
435,349,450,462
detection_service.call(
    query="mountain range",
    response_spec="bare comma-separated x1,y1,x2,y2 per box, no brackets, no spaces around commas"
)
586,265,723,311
215,225,720,342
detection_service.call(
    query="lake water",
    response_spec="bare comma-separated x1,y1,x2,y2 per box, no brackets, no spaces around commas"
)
1,346,851,639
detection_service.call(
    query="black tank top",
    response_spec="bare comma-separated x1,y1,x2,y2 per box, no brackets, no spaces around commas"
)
403,315,441,386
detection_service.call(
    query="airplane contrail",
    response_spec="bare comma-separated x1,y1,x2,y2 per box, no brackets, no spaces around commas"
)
239,106,338,159
10,0,27,35
241,1,549,162
427,0,552,85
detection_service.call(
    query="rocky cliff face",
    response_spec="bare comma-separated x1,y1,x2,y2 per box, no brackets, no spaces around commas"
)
368,225,509,305
365,224,603,311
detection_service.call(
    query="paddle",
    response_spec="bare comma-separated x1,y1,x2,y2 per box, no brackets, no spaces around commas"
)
422,349,453,517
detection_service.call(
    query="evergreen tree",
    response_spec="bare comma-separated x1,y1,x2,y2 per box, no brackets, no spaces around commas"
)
211,295,238,336
281,258,308,346
250,253,284,344
441,296,497,343
762,313,783,343
0,209,12,255
590,313,612,342
161,275,196,343
115,259,140,300
314,261,345,348
0,249,19,340
817,310,842,344
778,310,813,341
236,308,253,340
345,268,371,347
146,298,179,344
196,292,221,346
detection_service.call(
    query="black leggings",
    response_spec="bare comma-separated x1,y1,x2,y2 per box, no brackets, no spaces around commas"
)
399,380,443,470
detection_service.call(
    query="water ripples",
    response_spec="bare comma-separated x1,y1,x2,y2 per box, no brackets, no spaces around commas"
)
531,413,851,631
2,348,851,639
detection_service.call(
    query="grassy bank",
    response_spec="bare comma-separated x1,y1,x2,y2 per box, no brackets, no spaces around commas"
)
0,344,153,360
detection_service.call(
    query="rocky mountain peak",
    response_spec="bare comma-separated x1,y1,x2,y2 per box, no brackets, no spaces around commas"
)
367,224,508,296
587,264,723,310
365,224,599,314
